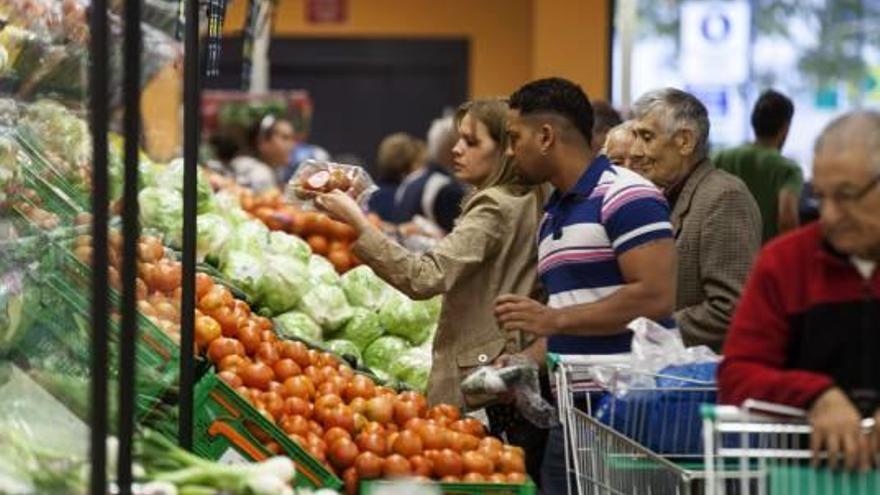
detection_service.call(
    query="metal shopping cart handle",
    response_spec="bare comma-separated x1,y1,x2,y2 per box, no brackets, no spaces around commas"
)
705,400,876,430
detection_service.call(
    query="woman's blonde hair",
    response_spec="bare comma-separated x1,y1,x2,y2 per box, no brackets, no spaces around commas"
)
453,98,519,190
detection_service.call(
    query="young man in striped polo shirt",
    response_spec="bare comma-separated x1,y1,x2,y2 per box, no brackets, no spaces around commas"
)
495,78,677,493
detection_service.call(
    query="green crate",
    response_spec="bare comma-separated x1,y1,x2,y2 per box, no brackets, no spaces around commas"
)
26,273,179,418
191,373,342,490
360,479,537,495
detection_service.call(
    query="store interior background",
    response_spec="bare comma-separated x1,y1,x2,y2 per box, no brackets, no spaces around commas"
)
144,0,879,179
144,0,611,169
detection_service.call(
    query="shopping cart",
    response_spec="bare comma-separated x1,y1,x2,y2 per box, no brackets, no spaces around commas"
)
702,400,880,495
552,353,717,495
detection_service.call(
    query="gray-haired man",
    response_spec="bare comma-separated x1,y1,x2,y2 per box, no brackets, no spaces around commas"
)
628,88,762,351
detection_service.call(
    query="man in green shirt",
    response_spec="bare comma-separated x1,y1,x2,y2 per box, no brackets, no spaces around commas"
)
715,90,804,243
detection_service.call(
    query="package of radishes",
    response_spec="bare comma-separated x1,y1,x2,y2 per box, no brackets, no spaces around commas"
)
285,160,378,211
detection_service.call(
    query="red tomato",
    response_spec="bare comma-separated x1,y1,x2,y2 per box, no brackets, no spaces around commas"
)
354,451,383,479
433,449,464,477
382,454,412,478
392,430,424,458
328,437,359,471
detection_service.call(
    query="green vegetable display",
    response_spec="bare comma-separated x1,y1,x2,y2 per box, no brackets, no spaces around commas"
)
273,311,322,345
333,308,383,352
363,336,409,372
378,291,434,346
196,213,232,263
257,255,310,316
267,231,311,262
220,250,264,299
139,186,184,247
325,339,362,365
339,266,391,311
307,255,339,286
297,284,353,334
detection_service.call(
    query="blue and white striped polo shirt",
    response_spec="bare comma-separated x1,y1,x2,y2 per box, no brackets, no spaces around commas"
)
538,155,674,355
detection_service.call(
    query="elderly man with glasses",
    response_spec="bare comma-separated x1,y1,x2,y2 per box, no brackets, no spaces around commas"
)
719,111,880,471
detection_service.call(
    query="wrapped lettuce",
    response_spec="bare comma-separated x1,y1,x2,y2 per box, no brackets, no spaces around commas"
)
219,250,264,298
159,158,215,213
298,284,353,333
139,186,183,247
389,347,431,392
196,213,231,263
225,220,270,254
267,231,311,262
326,339,362,365
273,311,322,345
364,335,410,372
308,254,340,286
335,308,384,351
213,190,252,227
379,291,435,346
256,255,311,316
340,266,392,310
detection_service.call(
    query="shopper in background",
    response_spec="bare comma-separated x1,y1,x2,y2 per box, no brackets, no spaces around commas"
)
715,90,803,243
495,78,677,493
230,114,296,192
367,132,424,223
602,121,636,168
719,111,880,471
390,115,467,233
626,88,761,352
316,99,550,480
590,100,623,153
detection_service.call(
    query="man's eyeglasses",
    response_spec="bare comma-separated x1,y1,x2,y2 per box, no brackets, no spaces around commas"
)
812,174,880,208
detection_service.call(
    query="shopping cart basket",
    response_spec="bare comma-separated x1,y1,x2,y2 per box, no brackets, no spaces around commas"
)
552,353,717,495
702,400,879,495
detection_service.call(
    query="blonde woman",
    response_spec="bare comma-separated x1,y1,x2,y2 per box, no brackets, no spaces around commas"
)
317,100,549,480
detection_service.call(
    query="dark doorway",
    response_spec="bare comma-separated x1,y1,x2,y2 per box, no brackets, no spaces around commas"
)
207,37,469,174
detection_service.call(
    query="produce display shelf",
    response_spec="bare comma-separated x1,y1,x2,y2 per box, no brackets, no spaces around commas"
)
185,373,343,490
14,128,91,211
360,479,537,495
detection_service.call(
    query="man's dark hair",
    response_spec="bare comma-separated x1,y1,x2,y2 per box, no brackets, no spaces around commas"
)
509,77,594,143
751,90,794,139
592,100,623,134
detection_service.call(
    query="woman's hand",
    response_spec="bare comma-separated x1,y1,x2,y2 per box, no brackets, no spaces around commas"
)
315,190,370,233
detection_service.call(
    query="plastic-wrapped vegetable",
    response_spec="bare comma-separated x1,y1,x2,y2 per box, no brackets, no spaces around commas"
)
225,220,270,255
273,311,322,345
339,266,391,310
219,250,264,299
213,190,252,227
388,346,431,392
159,159,215,213
266,231,311,262
0,134,21,207
139,186,183,247
256,255,311,316
308,255,339,286
379,292,434,346
325,339,362,365
196,213,231,263
363,335,409,372
297,284,353,333
334,308,383,352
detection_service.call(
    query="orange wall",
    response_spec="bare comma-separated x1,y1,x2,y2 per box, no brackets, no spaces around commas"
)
224,0,610,98
533,0,610,100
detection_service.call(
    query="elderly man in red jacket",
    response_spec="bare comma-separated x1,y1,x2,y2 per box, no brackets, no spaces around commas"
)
719,111,880,471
